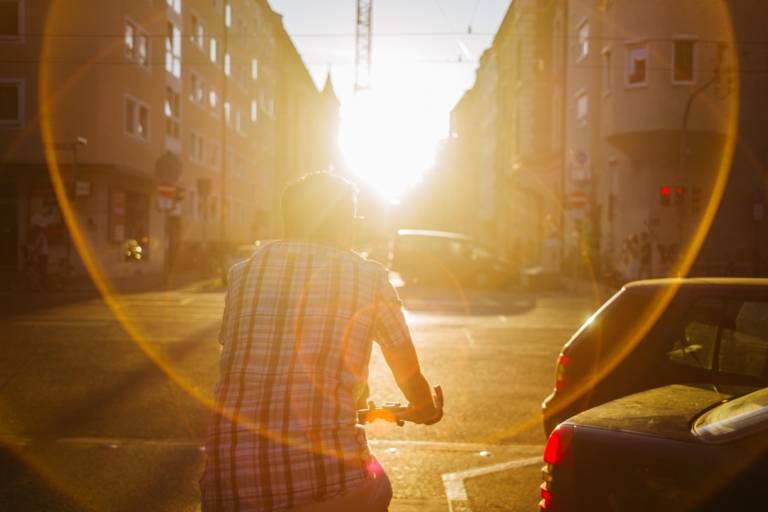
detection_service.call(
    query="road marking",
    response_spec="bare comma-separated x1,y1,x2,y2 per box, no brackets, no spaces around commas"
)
461,327,476,347
442,456,541,512
179,297,195,305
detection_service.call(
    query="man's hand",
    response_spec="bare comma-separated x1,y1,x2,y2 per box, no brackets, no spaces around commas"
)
402,385,444,425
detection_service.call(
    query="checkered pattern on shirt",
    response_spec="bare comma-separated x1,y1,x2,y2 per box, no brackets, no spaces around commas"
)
200,241,413,512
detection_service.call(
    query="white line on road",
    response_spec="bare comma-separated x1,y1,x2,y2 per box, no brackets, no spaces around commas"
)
442,456,541,512
179,297,196,305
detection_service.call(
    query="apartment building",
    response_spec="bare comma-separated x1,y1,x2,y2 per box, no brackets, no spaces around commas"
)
562,0,763,277
448,0,564,268
445,0,767,278
0,0,338,284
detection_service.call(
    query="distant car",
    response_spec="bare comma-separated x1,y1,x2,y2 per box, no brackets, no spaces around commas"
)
540,384,768,511
219,241,272,284
388,229,516,288
542,278,768,434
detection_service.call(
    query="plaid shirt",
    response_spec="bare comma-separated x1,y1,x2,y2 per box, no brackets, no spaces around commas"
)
200,241,413,511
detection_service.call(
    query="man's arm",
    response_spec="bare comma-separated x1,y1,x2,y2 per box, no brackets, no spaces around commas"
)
373,271,442,425
380,343,442,424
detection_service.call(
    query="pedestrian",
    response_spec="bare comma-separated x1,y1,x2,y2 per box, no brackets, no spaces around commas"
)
199,172,443,512
624,234,640,282
30,226,49,290
639,232,652,279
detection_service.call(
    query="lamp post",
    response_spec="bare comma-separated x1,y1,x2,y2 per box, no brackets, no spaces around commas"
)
676,43,726,272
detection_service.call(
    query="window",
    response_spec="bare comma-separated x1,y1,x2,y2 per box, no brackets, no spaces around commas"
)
576,91,588,124
251,58,258,80
209,37,218,63
251,99,258,122
224,101,231,125
209,141,220,170
166,0,181,15
666,298,721,371
189,131,205,163
626,43,648,86
125,19,149,67
602,49,612,91
236,64,247,87
577,20,589,61
125,96,150,141
235,107,242,133
0,79,23,126
719,301,768,378
189,71,205,105
673,38,696,84
191,13,206,49
224,53,231,76
165,21,182,78
209,88,218,110
666,298,768,379
552,14,563,74
0,0,23,41
225,3,232,28
164,86,180,139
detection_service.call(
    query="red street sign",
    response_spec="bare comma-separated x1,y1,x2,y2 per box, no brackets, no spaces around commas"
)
157,181,176,199
567,190,588,209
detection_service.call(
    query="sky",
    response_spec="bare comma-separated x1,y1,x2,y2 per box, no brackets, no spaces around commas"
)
267,0,512,199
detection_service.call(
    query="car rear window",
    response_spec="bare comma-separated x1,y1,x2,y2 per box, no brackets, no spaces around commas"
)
567,288,657,351
693,387,768,443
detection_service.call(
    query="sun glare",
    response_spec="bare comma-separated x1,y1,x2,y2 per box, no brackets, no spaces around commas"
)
338,90,438,203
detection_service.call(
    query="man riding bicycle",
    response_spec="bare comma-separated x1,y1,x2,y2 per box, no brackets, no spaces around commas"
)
200,172,443,511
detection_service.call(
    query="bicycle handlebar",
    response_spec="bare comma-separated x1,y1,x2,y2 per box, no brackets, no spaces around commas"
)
356,385,443,426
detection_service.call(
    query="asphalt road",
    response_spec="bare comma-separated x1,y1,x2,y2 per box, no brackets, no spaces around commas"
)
0,282,602,511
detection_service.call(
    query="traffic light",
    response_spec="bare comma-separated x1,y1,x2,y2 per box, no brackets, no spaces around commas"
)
660,185,671,206
674,185,685,207
691,185,703,213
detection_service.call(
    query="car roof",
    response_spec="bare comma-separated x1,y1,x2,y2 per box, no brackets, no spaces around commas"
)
396,229,473,240
624,277,768,290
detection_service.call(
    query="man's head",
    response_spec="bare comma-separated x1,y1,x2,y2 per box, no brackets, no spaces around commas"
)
281,172,358,245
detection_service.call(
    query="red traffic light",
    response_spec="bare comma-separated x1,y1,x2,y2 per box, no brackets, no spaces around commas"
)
660,185,671,197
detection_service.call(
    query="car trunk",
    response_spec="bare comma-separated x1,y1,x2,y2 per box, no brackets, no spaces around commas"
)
568,384,758,511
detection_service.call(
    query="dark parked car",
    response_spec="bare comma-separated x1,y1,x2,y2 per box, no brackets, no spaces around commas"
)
540,384,768,511
388,229,516,288
542,278,768,434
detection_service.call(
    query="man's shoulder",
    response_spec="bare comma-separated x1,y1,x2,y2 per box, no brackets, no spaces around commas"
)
350,251,390,277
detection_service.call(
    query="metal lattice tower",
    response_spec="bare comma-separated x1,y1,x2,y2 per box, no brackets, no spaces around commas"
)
354,0,372,92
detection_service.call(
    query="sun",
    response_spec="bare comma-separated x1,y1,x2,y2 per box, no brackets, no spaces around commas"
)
338,90,438,203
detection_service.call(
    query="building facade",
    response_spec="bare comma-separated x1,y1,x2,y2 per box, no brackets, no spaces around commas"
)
562,0,757,279
0,0,338,285
444,0,767,279
448,0,564,270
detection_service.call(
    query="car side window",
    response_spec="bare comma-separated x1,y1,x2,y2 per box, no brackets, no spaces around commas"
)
719,301,768,378
666,298,721,371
